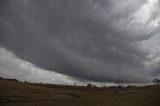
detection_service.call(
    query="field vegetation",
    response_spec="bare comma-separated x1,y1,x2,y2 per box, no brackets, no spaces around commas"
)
0,78,160,106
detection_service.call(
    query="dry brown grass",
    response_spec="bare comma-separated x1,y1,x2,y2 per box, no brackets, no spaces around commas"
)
0,79,160,106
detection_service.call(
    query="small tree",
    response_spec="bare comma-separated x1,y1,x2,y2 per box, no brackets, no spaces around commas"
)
153,79,160,85
87,84,92,87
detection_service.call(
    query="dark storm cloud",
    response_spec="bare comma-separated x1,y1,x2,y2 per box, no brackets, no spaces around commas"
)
0,0,160,83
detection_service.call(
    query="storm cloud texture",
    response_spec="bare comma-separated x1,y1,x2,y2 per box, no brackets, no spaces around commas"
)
0,0,160,84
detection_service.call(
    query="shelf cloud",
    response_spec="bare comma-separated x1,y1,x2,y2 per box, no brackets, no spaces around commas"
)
0,0,160,84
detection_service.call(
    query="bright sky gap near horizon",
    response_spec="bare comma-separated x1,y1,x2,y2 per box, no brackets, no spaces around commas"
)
0,0,160,86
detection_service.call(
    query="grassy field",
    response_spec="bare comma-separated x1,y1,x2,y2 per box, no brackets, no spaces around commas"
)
0,78,160,106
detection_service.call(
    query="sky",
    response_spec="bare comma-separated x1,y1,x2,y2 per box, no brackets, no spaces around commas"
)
0,0,160,85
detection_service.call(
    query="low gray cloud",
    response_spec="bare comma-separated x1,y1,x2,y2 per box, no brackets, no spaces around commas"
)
0,0,160,83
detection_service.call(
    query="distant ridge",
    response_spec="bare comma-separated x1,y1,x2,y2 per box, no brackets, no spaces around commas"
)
0,77,18,82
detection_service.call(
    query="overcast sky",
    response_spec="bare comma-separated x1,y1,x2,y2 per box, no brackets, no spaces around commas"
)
0,0,160,85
